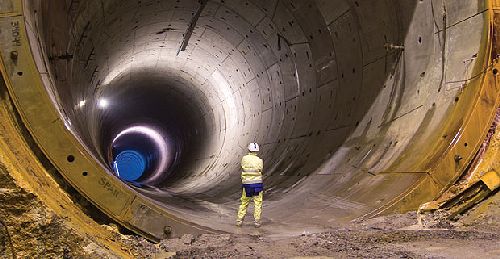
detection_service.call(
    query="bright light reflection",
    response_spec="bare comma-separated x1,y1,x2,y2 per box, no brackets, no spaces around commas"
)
112,126,168,182
78,100,86,108
211,70,237,128
98,98,109,109
113,161,120,177
103,55,167,85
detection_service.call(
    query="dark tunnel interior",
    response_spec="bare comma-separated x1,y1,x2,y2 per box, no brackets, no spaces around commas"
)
96,72,211,185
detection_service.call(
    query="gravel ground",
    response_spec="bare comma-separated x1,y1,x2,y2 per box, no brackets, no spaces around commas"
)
159,211,500,259
1,158,498,258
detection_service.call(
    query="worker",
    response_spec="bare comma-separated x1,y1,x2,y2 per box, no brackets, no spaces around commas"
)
236,142,264,228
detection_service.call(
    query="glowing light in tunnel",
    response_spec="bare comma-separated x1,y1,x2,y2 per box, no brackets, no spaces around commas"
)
78,100,86,108
98,98,109,109
112,126,168,182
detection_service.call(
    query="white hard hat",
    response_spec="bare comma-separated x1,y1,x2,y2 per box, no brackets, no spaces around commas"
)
248,143,259,152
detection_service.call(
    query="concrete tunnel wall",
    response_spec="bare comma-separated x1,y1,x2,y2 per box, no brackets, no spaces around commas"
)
19,0,488,232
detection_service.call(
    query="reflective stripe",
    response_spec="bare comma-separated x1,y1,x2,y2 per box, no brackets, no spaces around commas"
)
242,172,262,176
242,178,263,184
243,168,260,172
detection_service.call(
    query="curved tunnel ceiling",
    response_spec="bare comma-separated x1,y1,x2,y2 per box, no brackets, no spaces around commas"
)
2,0,496,237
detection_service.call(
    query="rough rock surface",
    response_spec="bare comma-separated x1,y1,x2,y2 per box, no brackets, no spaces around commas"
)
0,163,122,258
0,163,169,258
459,190,500,234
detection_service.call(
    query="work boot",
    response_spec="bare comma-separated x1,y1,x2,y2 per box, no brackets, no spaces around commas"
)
236,220,243,227
254,221,261,228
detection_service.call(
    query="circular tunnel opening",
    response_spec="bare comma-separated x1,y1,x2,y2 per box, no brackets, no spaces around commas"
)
95,71,211,187
31,0,488,233
113,150,147,182
111,126,165,184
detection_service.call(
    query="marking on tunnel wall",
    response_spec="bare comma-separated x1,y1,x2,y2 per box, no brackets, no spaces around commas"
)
98,177,120,198
10,21,20,46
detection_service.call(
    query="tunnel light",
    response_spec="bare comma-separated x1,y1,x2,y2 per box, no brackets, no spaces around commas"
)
98,98,109,109
78,100,86,108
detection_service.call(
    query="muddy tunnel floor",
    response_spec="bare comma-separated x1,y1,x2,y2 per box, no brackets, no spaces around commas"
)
1,159,499,258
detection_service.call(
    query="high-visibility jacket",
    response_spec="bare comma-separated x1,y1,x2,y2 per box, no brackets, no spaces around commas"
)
241,153,263,184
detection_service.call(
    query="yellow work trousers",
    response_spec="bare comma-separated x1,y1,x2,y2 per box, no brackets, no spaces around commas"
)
237,188,263,222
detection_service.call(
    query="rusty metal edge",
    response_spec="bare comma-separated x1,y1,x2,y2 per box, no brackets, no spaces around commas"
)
361,0,500,219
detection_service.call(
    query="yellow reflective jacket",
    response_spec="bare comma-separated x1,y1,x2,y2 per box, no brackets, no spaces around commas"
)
241,153,263,184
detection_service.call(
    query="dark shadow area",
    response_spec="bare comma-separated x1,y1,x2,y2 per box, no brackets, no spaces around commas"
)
96,72,210,186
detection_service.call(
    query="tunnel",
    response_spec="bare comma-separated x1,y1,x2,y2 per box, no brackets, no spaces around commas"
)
0,0,498,241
